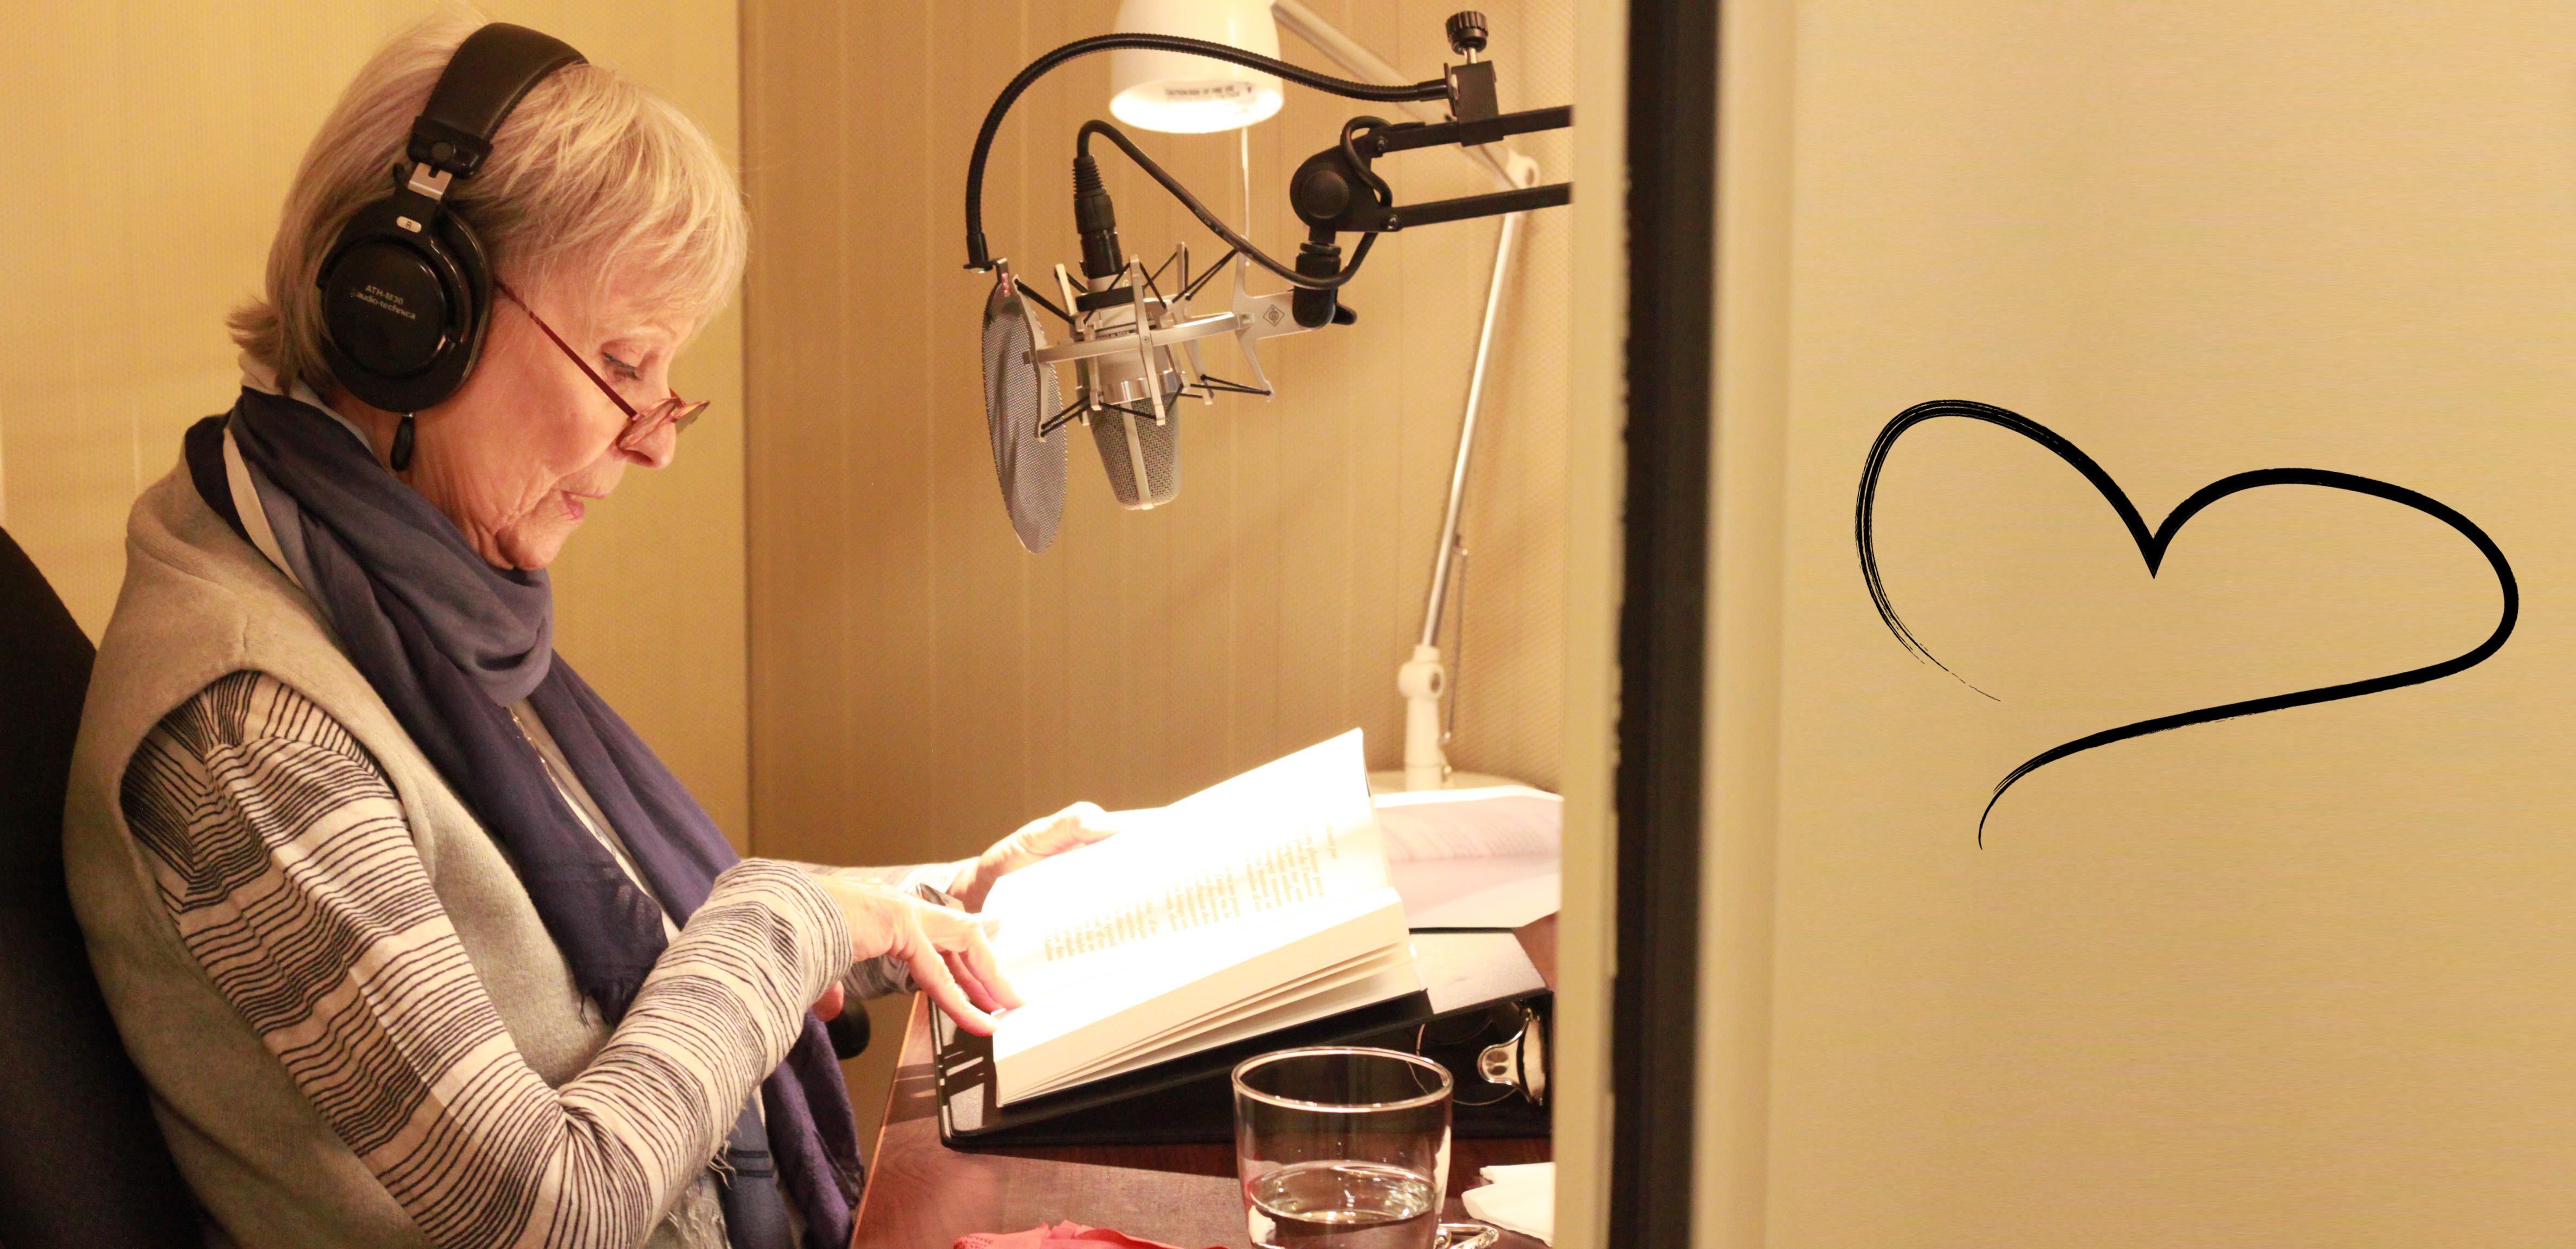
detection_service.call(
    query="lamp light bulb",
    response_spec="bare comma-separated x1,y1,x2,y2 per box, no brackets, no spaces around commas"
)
1109,0,1285,134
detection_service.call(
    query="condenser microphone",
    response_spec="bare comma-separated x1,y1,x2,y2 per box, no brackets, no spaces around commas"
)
1064,157,1181,510
1073,285,1184,511
988,150,1319,537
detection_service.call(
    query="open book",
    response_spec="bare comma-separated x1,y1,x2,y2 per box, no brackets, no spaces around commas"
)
978,731,1419,1105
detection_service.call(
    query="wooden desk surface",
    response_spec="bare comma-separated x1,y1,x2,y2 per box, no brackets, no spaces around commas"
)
852,916,1557,1249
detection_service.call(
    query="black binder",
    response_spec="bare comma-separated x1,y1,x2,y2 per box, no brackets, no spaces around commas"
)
935,931,1552,1147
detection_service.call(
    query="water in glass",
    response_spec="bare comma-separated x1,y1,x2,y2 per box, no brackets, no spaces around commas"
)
1234,1047,1453,1249
1246,1160,1438,1249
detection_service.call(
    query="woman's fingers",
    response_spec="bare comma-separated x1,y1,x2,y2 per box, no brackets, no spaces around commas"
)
910,943,997,1036
997,802,1121,870
951,923,1022,1009
941,942,1015,1014
956,803,1125,911
943,948,1004,1014
906,903,1023,1031
813,875,1026,1032
930,920,1003,1014
1015,803,1090,852
924,906,1022,1011
1025,801,1117,856
812,982,846,1021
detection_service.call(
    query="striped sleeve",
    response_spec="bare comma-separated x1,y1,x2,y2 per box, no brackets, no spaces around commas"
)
120,671,852,1249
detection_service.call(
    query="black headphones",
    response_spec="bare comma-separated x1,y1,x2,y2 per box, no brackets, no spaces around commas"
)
315,23,585,419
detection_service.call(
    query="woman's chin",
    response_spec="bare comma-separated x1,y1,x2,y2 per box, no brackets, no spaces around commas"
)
497,520,579,571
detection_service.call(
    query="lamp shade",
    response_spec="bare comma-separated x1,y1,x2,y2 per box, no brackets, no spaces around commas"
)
1110,0,1284,134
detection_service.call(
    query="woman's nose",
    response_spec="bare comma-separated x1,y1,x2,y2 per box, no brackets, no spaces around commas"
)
623,415,679,469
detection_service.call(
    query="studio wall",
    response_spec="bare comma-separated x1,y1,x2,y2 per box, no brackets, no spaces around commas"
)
1704,2,2576,1244
0,0,749,838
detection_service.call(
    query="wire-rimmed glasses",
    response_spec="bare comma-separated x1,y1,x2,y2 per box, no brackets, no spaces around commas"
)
494,280,707,452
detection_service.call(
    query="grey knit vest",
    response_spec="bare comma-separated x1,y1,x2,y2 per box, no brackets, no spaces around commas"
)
63,463,717,1249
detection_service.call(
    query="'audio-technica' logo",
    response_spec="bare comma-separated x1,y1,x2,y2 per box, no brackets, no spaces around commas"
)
356,285,419,320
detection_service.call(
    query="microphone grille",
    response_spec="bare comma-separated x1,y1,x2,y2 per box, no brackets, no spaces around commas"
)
1090,372,1183,510
981,279,1067,551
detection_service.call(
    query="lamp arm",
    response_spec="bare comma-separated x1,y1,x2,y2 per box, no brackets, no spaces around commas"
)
1076,121,1378,291
964,34,1446,271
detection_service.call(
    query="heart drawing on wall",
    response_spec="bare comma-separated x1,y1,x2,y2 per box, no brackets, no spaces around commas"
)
1854,400,2519,843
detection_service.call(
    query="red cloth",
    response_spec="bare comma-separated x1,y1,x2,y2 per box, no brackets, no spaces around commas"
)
952,1220,1215,1249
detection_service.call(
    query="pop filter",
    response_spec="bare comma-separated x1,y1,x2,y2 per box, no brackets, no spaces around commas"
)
980,267,1067,551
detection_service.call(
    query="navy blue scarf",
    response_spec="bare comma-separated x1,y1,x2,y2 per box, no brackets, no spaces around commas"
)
185,387,860,1249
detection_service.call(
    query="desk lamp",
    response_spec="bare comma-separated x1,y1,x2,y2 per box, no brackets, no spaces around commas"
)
974,4,1556,788
1109,0,1286,133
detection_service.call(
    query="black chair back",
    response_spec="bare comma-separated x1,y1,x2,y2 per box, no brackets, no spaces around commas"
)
0,527,197,1247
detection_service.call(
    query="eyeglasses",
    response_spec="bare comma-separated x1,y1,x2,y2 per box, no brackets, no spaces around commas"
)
494,280,707,452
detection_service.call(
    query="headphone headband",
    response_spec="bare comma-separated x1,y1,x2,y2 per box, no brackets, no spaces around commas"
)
406,24,586,181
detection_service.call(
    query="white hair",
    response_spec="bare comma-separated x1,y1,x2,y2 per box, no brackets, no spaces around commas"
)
231,8,748,391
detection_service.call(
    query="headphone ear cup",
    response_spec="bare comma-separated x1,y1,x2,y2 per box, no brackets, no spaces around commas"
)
427,207,494,394
315,199,484,412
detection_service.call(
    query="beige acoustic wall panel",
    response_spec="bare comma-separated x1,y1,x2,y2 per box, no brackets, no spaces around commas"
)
0,1,749,840
1712,2,2576,1245
743,0,1572,864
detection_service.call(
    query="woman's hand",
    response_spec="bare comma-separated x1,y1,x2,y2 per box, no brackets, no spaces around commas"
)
950,801,1124,911
811,877,1022,1035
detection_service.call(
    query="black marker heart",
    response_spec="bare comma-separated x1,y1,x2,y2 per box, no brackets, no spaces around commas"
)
1855,400,2519,844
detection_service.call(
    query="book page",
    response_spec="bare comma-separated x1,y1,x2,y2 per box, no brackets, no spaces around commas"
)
989,885,1411,1102
1013,945,1424,1099
981,730,1387,1001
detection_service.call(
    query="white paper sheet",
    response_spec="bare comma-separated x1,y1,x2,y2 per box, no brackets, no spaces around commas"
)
1372,785,1562,861
1388,855,1561,928
1462,1162,1555,1244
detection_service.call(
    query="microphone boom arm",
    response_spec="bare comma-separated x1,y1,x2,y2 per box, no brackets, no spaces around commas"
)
964,34,1450,271
1059,106,1573,311
1294,107,1576,235
1280,106,1574,326
1315,179,1573,234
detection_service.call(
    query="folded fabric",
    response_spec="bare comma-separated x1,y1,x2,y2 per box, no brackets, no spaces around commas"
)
954,1220,1215,1249
1460,1161,1554,1244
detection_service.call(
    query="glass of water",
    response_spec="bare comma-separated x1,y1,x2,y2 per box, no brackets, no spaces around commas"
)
1233,1046,1453,1249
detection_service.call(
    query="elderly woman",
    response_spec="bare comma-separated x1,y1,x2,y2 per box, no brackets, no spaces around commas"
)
62,14,1104,1249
